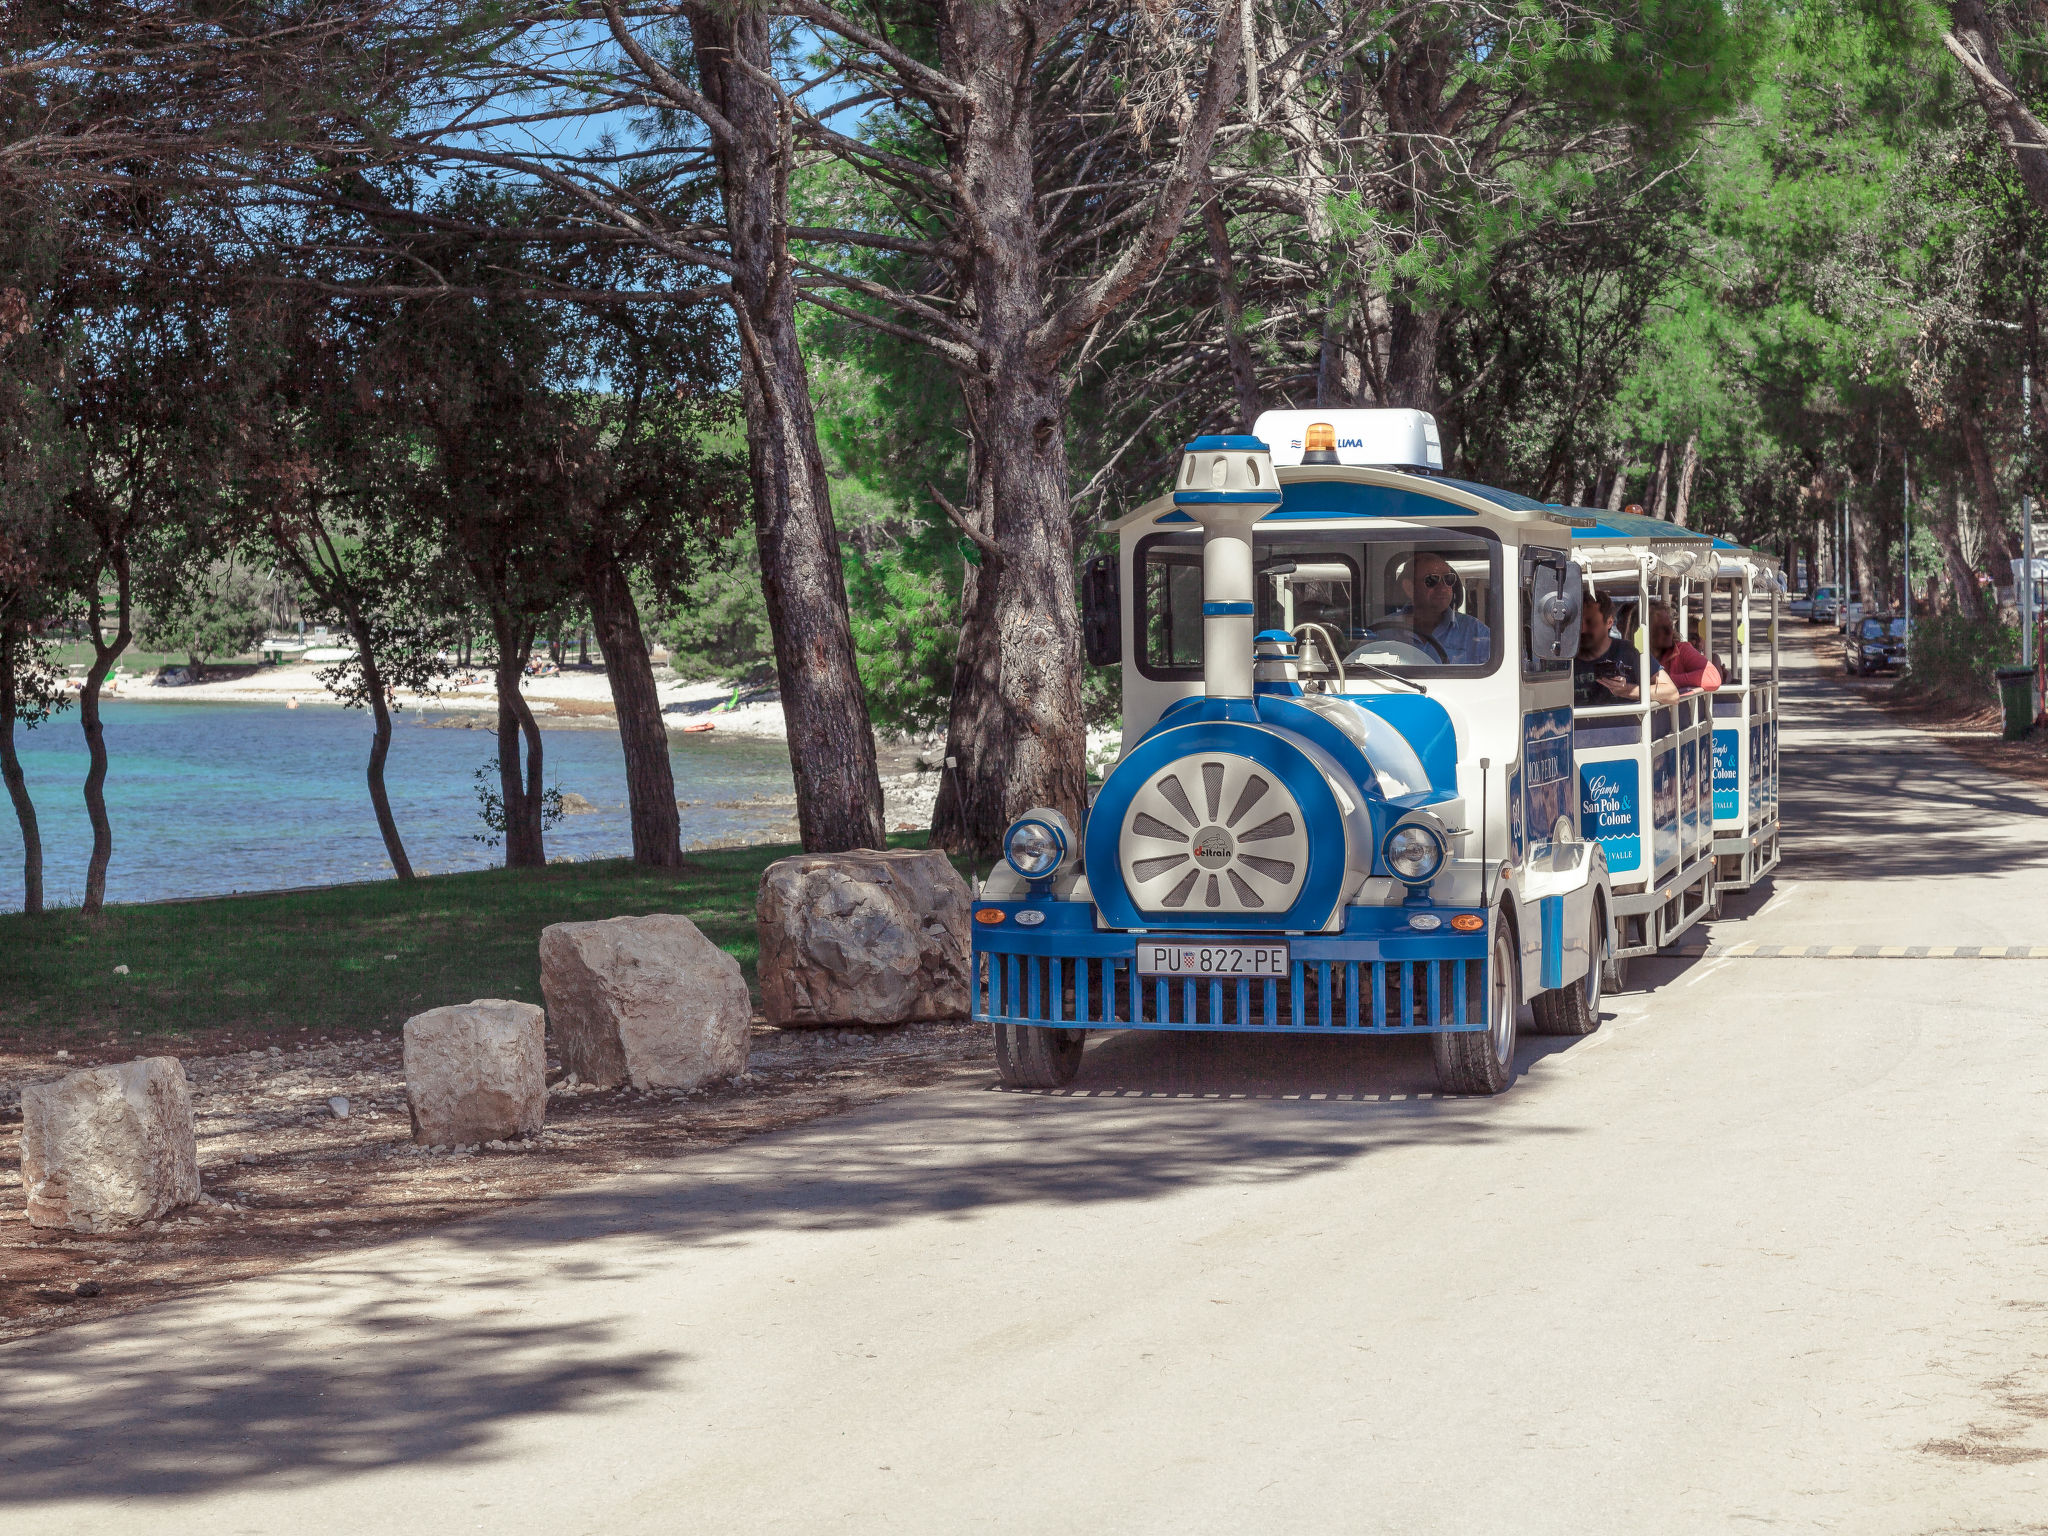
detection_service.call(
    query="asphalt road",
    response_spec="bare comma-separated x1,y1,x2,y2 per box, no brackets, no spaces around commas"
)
5,636,2047,1535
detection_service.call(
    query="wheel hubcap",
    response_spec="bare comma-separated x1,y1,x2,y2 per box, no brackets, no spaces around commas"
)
1491,934,1514,1064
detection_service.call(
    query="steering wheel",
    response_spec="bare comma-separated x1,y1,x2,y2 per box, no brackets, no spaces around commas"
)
1348,624,1448,666
1290,622,1348,690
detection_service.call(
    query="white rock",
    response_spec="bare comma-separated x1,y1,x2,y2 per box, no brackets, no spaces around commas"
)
19,1059,201,1232
328,1096,350,1119
539,914,751,1091
401,1000,547,1146
755,849,971,1026
112,965,129,976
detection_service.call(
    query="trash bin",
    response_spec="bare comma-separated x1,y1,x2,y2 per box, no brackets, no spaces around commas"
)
1995,666,2036,740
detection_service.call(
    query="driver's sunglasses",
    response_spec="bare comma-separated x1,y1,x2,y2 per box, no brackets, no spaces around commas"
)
1416,573,1456,589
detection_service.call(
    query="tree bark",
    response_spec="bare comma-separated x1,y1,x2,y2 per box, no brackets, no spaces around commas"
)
1671,431,1701,527
1945,3,2048,220
1606,462,1628,511
1960,413,2019,593
928,0,1241,856
1201,184,1264,431
1932,479,1987,619
1649,439,1674,519
490,613,546,868
338,606,415,881
0,628,45,915
687,1,885,854
584,551,683,866
79,553,132,915
1381,303,1441,410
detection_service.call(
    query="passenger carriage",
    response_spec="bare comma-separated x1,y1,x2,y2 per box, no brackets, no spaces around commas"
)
1701,541,1783,893
971,410,1621,1096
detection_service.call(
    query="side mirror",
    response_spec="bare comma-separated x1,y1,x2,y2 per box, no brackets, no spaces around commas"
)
1081,553,1121,666
1528,559,1582,662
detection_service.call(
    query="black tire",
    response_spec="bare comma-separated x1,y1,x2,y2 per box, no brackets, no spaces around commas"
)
993,1023,1086,1089
1602,949,1632,994
1529,899,1606,1036
1435,924,1518,1095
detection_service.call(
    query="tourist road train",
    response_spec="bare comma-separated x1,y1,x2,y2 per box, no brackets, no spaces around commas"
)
970,410,1783,1094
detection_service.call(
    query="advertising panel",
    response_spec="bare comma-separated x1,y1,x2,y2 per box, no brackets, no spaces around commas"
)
1580,759,1641,873
1521,708,1574,855
1713,727,1741,821
1652,744,1679,876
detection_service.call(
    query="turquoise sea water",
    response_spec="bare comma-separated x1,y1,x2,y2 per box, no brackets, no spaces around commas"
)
0,701,798,912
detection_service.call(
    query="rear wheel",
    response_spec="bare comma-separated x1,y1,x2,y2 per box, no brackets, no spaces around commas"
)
1529,900,1606,1036
993,1023,1086,1089
1435,925,1518,1095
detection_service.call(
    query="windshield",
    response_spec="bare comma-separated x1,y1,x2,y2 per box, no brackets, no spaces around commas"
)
1136,526,1502,679
1860,618,1904,640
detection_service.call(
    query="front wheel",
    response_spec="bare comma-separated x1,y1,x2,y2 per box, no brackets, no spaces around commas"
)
1529,899,1606,1036
1435,925,1518,1095
993,1023,1086,1089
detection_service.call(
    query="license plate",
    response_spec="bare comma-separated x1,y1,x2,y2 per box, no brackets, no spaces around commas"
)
1135,942,1289,978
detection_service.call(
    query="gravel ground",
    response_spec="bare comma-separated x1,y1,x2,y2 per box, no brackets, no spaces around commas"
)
0,1018,991,1344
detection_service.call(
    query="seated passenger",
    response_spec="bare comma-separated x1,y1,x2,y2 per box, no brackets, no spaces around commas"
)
1354,552,1491,665
1647,602,1721,692
1576,593,1679,705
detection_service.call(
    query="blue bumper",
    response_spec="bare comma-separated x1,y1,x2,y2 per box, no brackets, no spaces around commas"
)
972,902,1488,1035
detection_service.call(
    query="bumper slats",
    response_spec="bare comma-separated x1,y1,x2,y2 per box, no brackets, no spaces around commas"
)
973,948,1484,1034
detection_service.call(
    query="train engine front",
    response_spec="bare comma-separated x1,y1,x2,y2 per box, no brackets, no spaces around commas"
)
971,431,1526,1095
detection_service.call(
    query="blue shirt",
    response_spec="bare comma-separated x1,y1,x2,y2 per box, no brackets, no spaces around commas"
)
1365,605,1492,666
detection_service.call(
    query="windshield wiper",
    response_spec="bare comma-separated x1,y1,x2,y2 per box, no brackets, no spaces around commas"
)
1342,659,1427,694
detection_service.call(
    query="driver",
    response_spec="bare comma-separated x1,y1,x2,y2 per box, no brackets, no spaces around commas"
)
1356,552,1491,665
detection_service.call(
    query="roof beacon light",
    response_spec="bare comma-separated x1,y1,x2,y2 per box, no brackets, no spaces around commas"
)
1252,408,1444,472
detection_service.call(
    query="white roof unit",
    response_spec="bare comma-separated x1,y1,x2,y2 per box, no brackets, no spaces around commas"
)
1251,408,1443,473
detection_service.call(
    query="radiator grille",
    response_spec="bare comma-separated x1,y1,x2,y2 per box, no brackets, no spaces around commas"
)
973,952,1481,1034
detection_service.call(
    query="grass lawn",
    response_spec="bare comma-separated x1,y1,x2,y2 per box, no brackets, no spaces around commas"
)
0,836,962,1040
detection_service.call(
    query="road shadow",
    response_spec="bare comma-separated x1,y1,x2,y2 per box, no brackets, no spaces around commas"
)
0,1298,678,1504
1778,741,2048,881
0,1045,1588,1506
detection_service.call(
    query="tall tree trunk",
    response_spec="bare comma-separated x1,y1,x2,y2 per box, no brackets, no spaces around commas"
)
1201,185,1263,431
1648,440,1673,518
688,1,885,854
1606,462,1628,511
1945,3,2048,219
584,551,682,867
1671,432,1701,527
0,628,45,915
1932,479,1987,619
928,0,1240,856
79,554,131,915
338,607,415,881
491,614,545,868
1381,302,1440,410
1960,414,2019,593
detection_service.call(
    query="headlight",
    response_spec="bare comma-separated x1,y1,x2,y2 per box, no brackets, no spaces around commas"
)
1382,821,1446,883
1003,807,1074,879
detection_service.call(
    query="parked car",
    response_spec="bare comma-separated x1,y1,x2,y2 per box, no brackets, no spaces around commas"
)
1787,591,1814,620
1809,585,1839,624
1844,614,1908,675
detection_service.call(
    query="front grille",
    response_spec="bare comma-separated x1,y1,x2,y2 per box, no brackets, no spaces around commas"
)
973,951,1482,1034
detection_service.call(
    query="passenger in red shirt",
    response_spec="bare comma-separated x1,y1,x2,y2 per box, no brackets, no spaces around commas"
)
1647,603,1722,693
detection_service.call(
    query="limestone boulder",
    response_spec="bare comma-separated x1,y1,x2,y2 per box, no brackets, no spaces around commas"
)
755,848,971,1026
402,999,546,1146
20,1058,201,1232
539,914,752,1090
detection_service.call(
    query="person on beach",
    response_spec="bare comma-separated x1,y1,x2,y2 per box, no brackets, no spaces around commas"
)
1646,602,1721,693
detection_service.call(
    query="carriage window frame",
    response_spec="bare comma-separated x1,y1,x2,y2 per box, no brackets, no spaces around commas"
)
1133,524,1505,683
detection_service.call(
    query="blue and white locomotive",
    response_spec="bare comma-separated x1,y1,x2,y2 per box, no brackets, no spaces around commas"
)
972,411,1632,1095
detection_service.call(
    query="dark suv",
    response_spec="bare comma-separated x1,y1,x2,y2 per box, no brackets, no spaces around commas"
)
1845,614,1907,675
